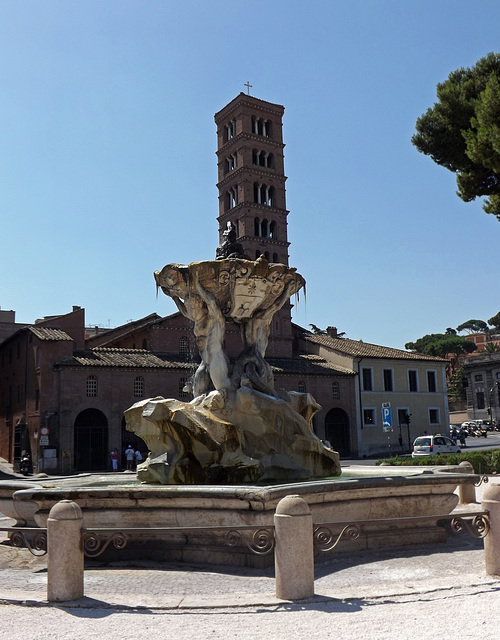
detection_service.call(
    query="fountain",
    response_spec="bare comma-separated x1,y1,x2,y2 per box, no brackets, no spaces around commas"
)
125,252,340,485
0,242,479,567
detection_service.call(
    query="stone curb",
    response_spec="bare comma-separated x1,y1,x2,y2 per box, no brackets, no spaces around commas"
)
0,578,498,611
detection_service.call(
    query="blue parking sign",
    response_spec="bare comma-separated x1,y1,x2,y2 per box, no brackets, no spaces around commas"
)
382,402,393,432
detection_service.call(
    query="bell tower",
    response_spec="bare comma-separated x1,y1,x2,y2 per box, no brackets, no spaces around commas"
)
214,92,290,265
214,92,295,358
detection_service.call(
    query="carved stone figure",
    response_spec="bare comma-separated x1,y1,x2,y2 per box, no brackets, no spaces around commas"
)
215,221,244,260
129,256,340,484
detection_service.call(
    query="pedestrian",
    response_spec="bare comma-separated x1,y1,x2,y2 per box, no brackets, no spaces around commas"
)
459,429,466,447
135,450,143,469
110,448,119,471
125,444,135,470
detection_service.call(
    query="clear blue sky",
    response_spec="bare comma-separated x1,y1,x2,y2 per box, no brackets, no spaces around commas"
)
1,0,499,349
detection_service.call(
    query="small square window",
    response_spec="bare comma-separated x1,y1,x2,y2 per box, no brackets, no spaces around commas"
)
474,374,484,382
429,409,440,424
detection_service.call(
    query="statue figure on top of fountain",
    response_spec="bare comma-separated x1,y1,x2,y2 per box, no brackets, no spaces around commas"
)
126,255,340,484
215,221,244,260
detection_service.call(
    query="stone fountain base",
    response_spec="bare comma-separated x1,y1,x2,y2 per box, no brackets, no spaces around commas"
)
0,467,476,568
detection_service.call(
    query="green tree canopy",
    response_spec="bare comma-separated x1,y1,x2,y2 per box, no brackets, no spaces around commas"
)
412,52,500,220
448,365,467,403
488,311,500,330
309,324,326,335
456,319,489,334
405,333,477,359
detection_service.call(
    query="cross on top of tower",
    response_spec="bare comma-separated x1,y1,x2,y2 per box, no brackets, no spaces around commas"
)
244,81,252,95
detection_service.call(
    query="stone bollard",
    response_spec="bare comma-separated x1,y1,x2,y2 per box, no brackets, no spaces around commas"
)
47,500,84,602
482,483,500,576
458,461,476,504
274,494,314,600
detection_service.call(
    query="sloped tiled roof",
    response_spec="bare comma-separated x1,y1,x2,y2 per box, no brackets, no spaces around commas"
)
52,347,355,376
85,313,163,347
303,334,447,362
28,327,73,341
54,348,195,369
268,355,355,376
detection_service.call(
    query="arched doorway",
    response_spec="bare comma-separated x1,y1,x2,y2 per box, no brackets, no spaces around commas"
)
121,416,149,470
74,409,109,472
325,408,351,458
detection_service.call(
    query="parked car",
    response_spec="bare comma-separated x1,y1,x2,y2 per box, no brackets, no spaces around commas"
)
412,434,461,457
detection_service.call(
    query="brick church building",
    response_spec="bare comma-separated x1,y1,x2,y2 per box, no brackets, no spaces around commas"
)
0,93,448,473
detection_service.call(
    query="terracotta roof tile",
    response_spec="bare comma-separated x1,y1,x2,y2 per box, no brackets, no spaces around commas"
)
268,355,355,376
304,334,447,362
29,327,73,341
55,348,195,369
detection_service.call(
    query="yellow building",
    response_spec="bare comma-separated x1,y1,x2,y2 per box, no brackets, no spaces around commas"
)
299,327,449,457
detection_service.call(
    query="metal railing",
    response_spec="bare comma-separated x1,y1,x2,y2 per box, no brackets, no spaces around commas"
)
1,511,489,559
313,511,490,553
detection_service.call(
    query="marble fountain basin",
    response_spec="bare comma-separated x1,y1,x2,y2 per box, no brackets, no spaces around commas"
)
0,465,477,568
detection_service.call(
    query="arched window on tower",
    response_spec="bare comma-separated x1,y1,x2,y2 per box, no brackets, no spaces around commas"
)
226,154,236,173
272,252,279,263
255,250,261,260
253,183,274,207
269,221,276,239
254,217,261,237
252,150,272,168
225,119,236,141
226,186,238,210
261,219,269,237
267,186,274,206
251,116,271,138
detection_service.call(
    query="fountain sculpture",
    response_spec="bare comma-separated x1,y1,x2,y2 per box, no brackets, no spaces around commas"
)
125,244,341,484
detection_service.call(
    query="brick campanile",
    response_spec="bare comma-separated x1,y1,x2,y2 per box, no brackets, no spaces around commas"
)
214,92,294,358
214,92,290,265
